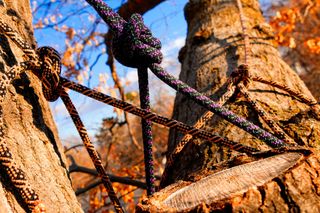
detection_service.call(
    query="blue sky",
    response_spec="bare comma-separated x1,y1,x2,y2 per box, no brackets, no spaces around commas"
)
33,0,189,144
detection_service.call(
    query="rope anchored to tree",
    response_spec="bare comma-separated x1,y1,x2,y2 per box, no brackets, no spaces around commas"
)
0,22,123,212
0,0,319,211
85,0,286,148
0,19,257,213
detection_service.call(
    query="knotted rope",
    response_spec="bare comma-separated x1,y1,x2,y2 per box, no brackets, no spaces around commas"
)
0,21,45,213
1,0,318,211
33,47,125,213
112,14,162,68
35,45,260,203
0,19,260,212
0,20,124,211
85,0,285,148
232,0,319,145
84,0,320,188
85,1,161,195
234,0,295,145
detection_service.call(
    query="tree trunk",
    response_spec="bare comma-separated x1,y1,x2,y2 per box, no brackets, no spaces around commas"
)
0,1,82,212
137,0,320,212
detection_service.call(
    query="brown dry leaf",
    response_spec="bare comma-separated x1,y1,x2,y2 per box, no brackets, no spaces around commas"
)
289,37,296,48
66,27,76,40
34,20,43,29
75,43,84,53
305,37,320,54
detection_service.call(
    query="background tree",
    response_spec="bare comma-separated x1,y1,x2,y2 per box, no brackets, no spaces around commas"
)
138,0,320,211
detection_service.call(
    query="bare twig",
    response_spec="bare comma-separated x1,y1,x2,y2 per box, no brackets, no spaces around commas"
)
68,155,147,193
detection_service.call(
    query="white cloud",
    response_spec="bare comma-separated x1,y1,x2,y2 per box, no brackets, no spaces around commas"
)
122,69,139,85
161,36,185,57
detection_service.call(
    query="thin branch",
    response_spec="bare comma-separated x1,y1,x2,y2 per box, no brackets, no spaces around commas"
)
105,33,142,150
67,155,147,193
64,144,84,153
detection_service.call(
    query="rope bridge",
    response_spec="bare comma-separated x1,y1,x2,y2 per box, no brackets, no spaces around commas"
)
0,0,318,212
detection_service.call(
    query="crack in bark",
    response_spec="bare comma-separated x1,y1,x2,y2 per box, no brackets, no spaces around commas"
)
257,185,266,210
305,158,320,196
306,158,320,177
274,177,300,213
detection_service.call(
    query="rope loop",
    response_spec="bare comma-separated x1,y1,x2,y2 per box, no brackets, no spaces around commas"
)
36,47,62,102
112,13,163,68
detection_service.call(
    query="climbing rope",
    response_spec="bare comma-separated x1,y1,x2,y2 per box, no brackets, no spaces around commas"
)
0,16,257,212
233,0,319,145
0,0,318,211
60,77,258,155
0,22,124,213
137,66,155,195
236,0,251,66
252,76,319,107
160,0,319,186
0,21,45,213
234,0,295,145
159,82,236,187
85,0,285,150
233,65,295,144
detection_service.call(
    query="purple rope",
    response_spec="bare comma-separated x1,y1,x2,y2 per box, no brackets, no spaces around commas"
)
86,0,162,68
85,0,125,36
84,0,285,147
138,67,155,195
149,64,284,147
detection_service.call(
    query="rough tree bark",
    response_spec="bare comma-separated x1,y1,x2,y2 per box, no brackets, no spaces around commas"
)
137,0,320,212
0,1,82,212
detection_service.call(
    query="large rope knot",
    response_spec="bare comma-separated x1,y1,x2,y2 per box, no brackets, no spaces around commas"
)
36,47,62,102
112,14,163,68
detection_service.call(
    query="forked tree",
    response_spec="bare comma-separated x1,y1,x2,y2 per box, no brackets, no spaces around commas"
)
0,0,319,212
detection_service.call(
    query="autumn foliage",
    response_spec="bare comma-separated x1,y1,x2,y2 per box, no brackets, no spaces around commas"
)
269,0,320,99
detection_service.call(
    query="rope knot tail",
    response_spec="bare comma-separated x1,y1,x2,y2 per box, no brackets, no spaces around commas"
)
36,47,62,102
112,13,163,68
230,64,251,87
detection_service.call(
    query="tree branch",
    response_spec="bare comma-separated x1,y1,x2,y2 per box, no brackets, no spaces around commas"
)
67,155,147,193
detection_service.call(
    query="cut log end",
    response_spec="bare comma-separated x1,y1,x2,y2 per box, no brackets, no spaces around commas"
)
137,152,318,212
